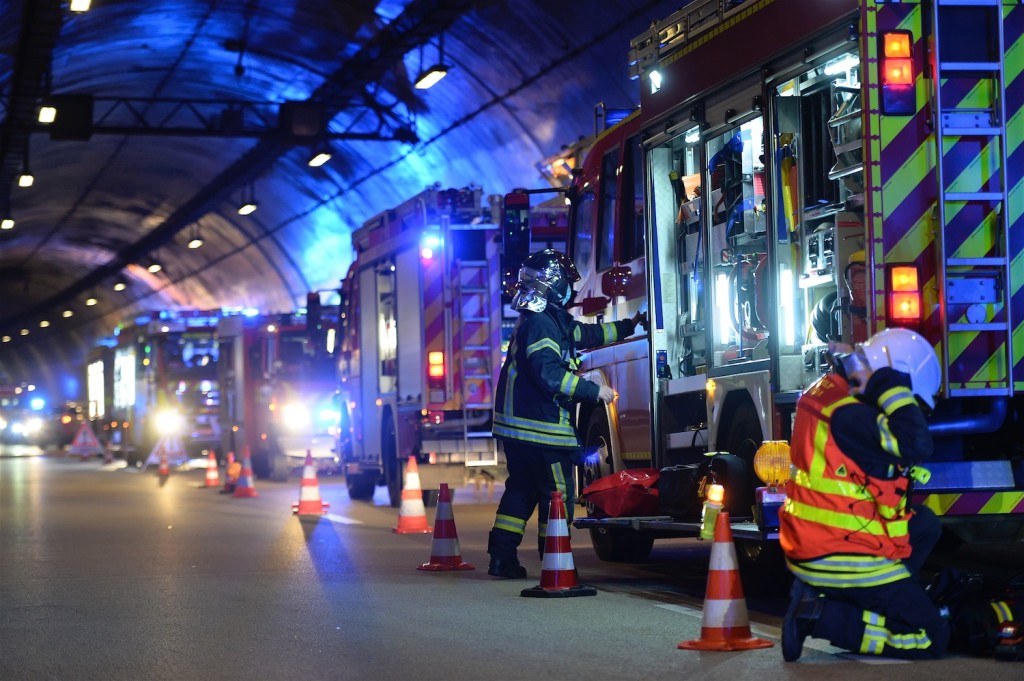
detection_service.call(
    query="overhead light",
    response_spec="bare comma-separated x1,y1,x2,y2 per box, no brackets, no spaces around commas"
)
414,65,448,90
62,309,74,318
308,151,331,167
147,260,163,274
39,320,50,328
18,143,33,187
113,279,127,292
20,328,29,336
85,295,98,306
69,0,91,12
1,218,13,230
414,34,450,90
187,224,204,249
38,106,57,124
238,181,258,215
1,336,10,343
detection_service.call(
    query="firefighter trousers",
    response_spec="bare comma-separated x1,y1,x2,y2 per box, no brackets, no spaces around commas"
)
807,507,949,659
487,439,576,562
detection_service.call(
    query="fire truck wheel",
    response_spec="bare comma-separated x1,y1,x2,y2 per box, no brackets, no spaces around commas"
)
346,473,376,501
382,412,401,508
588,527,655,563
734,538,789,597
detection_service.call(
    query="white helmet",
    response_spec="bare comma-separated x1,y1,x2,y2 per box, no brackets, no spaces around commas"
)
858,328,941,408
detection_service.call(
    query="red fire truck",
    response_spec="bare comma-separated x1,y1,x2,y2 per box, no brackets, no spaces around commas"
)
95,310,222,466
217,302,340,481
337,185,567,506
507,0,1024,567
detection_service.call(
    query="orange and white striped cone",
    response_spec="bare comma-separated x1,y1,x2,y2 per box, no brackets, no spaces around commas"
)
204,450,220,488
158,441,170,478
678,510,773,651
418,483,474,571
393,456,431,534
232,448,258,498
521,491,596,598
292,450,330,516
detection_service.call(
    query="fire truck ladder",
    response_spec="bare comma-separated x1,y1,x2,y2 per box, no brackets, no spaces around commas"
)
933,0,1013,397
454,256,498,465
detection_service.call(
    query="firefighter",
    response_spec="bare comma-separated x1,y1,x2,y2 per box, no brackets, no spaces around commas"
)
487,248,645,579
779,327,947,661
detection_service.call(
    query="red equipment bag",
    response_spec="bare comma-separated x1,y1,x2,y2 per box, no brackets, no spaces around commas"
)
581,469,660,517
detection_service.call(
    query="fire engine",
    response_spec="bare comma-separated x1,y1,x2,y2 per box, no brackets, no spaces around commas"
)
506,0,1024,567
217,302,340,481
94,310,222,466
337,185,567,507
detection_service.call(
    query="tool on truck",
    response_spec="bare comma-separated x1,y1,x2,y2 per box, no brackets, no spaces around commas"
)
504,0,1024,575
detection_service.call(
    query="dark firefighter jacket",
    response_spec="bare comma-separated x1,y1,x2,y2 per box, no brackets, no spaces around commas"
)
492,306,634,449
779,368,933,588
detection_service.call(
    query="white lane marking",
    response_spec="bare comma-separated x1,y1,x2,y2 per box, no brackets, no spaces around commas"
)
325,513,364,525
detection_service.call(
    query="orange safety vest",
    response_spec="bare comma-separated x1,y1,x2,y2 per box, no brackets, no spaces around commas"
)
780,373,912,562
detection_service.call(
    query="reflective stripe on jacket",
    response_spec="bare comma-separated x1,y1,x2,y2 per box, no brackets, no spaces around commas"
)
780,373,913,572
493,307,631,449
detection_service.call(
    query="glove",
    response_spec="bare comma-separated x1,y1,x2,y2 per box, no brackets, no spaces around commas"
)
630,310,649,334
597,385,615,403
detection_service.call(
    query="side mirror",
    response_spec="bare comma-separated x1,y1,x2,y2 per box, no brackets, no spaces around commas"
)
601,266,631,298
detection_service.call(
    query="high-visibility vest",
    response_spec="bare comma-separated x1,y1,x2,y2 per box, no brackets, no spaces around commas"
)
780,373,912,562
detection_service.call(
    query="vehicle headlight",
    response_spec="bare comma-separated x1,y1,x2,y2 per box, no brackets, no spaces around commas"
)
281,403,311,429
154,410,184,436
25,418,42,435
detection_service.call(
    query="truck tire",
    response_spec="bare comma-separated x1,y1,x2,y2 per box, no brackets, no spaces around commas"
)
582,410,655,562
734,538,790,596
346,472,376,501
589,526,655,563
382,412,401,508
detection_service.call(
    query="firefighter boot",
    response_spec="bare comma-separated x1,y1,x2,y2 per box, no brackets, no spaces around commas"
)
782,578,823,662
487,530,527,579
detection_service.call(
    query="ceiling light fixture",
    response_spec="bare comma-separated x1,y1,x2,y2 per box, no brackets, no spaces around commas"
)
69,0,91,12
1,218,13,230
187,224,204,249
414,34,450,90
39,320,50,328
113,278,128,292
85,295,98,306
147,260,163,274
308,150,331,167
238,181,258,215
38,105,56,124
62,309,74,318
18,143,33,187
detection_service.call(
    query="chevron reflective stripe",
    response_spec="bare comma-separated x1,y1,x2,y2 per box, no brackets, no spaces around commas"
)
1006,4,1024,389
991,600,1013,623
423,243,446,404
913,490,1024,516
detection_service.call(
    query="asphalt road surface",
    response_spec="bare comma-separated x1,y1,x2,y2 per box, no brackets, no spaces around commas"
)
2,448,1022,681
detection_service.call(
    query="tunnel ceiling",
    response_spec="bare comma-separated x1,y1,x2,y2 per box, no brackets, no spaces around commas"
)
0,0,683,398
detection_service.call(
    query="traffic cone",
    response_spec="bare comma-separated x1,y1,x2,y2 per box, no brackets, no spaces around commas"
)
521,491,596,598
393,456,431,534
232,447,258,498
678,510,773,651
418,483,474,571
292,450,330,516
220,451,238,494
204,450,221,488
158,440,170,477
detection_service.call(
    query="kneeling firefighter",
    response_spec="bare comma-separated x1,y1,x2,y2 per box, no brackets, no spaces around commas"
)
487,249,645,579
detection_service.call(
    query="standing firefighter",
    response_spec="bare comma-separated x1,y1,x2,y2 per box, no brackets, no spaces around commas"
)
779,328,947,661
487,249,644,578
